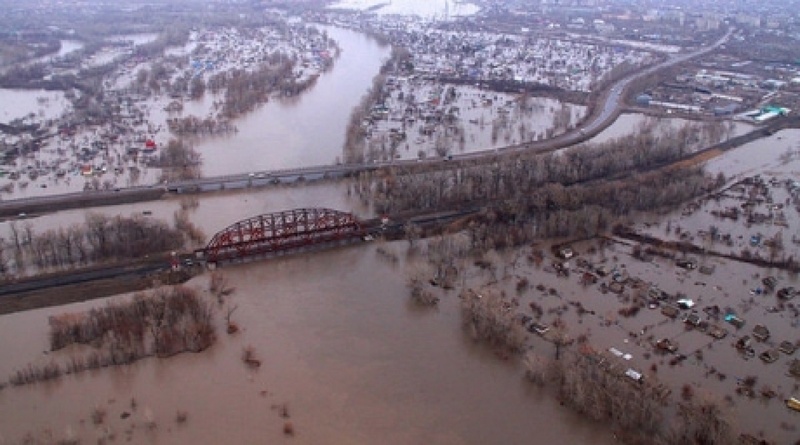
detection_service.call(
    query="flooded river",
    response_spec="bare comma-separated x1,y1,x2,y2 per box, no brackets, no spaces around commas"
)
2,126,797,443
0,18,612,444
2,3,794,442
0,244,615,444
193,27,390,176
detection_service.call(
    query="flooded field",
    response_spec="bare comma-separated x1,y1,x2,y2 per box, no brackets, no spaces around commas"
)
589,112,754,145
55,41,84,58
3,122,800,442
361,80,586,162
0,89,67,125
706,128,800,179
0,243,615,445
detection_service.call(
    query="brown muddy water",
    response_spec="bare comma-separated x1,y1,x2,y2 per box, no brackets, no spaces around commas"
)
0,182,363,248
1,125,799,444
190,27,390,176
0,27,389,199
589,112,755,145
1,17,796,443
0,243,615,444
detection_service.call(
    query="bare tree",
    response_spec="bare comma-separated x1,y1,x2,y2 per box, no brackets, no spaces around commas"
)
460,289,526,352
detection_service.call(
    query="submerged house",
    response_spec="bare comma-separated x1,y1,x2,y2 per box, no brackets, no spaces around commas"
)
753,324,771,342
725,313,745,329
661,304,680,319
683,313,702,328
736,336,752,350
759,349,780,363
779,341,797,355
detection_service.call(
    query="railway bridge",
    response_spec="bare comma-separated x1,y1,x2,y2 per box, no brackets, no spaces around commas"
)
198,208,366,264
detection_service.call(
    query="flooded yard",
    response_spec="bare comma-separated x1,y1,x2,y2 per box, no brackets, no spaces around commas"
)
360,80,586,162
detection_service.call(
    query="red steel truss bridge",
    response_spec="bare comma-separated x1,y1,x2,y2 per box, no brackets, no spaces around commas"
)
201,208,364,264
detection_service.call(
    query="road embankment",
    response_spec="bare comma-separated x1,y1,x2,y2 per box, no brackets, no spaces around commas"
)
0,188,166,219
0,259,194,315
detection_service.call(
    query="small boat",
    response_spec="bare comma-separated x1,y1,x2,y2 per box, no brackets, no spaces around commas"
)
787,397,800,412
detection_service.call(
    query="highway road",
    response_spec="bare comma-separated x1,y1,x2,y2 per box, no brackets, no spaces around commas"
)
580,27,735,137
0,28,736,219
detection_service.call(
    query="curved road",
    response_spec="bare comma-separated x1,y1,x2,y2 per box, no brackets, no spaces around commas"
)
581,27,735,136
0,28,736,218
498,26,736,152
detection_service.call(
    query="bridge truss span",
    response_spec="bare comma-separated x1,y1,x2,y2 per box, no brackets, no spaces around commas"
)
203,208,363,263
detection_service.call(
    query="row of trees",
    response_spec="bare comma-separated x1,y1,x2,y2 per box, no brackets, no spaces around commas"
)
167,115,236,135
525,349,736,445
461,289,527,352
146,138,203,182
343,72,389,163
10,286,216,386
354,119,728,217
48,285,215,356
342,44,414,163
2,212,186,275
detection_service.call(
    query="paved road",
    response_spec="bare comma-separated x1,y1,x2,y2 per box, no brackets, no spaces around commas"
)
583,28,734,136
495,27,736,152
0,260,166,297
0,28,736,217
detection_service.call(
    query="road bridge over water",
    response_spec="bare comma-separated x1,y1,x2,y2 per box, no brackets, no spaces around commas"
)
0,28,737,220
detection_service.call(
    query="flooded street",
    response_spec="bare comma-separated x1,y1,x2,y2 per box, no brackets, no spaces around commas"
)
0,245,614,444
